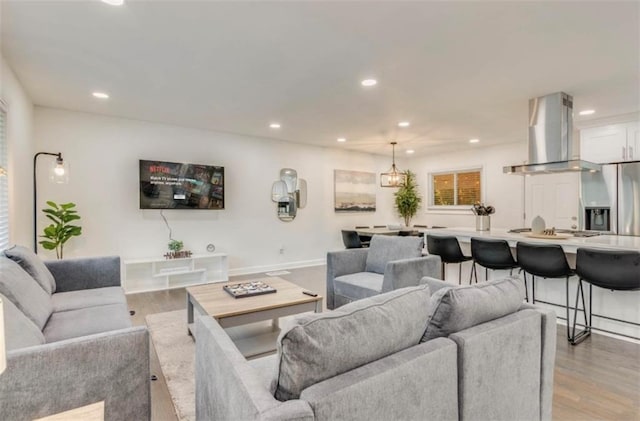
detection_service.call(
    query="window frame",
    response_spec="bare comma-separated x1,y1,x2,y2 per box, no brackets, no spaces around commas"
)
426,165,485,213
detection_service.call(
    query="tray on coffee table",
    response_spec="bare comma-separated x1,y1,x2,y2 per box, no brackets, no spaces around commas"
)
223,281,277,298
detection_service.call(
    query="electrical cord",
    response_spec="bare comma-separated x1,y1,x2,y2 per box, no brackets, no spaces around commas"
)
160,210,173,241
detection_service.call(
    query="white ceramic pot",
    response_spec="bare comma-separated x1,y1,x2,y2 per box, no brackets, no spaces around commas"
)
531,215,546,234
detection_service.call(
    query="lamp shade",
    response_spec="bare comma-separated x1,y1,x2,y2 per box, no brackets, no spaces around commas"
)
380,141,406,187
0,298,6,374
49,158,69,184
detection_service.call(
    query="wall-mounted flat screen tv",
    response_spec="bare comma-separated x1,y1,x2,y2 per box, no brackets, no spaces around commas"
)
139,160,224,210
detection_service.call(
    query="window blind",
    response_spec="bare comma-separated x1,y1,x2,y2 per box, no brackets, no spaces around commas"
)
433,173,455,205
430,168,482,207
456,171,481,205
0,103,8,250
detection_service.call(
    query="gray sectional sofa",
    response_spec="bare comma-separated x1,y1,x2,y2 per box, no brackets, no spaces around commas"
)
0,245,150,421
196,276,557,421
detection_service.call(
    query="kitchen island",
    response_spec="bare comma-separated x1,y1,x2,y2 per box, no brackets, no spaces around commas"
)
423,227,640,341
424,227,640,253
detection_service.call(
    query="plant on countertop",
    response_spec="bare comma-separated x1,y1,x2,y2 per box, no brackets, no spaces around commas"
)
39,201,82,259
395,170,422,227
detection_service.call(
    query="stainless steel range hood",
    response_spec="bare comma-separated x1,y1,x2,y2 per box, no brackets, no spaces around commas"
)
503,92,602,175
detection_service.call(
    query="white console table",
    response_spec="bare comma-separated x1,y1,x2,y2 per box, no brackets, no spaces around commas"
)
122,253,228,294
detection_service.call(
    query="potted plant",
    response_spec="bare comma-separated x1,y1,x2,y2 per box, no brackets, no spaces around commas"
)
394,170,422,227
168,239,184,253
39,201,82,259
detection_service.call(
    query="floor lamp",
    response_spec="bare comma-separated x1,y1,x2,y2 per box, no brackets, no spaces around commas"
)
33,152,68,253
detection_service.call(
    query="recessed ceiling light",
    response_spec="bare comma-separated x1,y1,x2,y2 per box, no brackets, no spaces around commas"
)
101,0,124,5
269,123,281,129
579,109,595,116
398,121,410,128
361,79,377,87
406,149,415,154
92,92,109,99
469,138,480,144
337,137,347,143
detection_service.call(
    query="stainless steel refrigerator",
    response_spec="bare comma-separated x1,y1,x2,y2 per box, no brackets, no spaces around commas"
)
581,161,640,236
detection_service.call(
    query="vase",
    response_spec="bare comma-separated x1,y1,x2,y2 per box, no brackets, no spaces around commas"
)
476,215,490,231
531,216,546,234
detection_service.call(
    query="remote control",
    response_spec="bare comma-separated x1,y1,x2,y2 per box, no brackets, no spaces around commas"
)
302,290,318,297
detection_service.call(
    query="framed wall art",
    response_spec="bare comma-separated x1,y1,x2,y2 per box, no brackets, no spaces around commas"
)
334,170,376,212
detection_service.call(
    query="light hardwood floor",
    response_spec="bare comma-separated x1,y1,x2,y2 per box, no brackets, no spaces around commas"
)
126,265,640,421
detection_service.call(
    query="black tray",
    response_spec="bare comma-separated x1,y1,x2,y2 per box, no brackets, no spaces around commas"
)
223,281,277,299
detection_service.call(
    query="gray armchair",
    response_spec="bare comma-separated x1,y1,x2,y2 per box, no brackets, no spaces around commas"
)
326,235,441,309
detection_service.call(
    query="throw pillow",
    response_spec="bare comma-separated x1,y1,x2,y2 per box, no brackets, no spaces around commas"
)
365,235,423,274
0,257,53,330
421,276,525,342
4,245,56,294
273,284,431,401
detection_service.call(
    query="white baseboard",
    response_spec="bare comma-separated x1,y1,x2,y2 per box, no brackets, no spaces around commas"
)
228,258,326,277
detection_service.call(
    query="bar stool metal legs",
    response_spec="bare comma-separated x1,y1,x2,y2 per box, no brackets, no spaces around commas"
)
570,279,591,344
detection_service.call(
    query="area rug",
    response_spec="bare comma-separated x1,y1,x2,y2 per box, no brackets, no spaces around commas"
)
146,310,195,421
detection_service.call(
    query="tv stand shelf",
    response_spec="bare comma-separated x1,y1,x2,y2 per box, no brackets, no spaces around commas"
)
122,253,228,294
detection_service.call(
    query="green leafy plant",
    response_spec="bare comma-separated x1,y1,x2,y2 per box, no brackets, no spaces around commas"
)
394,170,422,227
168,239,184,252
39,201,82,259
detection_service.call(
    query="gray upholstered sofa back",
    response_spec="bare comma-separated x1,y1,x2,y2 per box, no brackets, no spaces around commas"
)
196,281,557,421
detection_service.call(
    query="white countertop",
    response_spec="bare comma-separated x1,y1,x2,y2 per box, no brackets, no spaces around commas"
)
424,227,640,253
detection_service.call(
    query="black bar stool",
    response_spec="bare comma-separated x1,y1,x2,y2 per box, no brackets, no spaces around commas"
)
355,226,372,244
571,248,640,344
341,230,367,248
516,242,582,341
426,235,472,284
470,237,521,289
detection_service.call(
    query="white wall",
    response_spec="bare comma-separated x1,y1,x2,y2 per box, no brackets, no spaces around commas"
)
34,107,406,272
0,55,35,247
407,142,527,229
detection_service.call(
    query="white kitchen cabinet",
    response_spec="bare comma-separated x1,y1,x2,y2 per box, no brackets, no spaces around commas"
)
580,122,640,163
525,172,579,230
122,253,228,294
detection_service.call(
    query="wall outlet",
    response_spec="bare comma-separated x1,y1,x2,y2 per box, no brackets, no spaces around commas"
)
279,245,285,254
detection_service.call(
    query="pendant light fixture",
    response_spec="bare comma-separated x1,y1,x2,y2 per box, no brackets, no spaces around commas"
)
380,141,407,187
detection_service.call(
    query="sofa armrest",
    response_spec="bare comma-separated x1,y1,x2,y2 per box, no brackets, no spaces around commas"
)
45,256,121,292
195,316,314,421
300,338,458,421
449,309,546,421
0,326,150,421
326,249,368,309
519,304,557,421
381,255,441,292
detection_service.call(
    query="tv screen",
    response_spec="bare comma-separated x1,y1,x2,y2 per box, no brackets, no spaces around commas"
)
139,160,224,210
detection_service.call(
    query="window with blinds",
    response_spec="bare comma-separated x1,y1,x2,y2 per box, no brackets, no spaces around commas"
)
430,168,482,208
0,101,8,250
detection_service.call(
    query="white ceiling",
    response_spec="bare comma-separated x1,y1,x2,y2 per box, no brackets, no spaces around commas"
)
1,1,639,157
